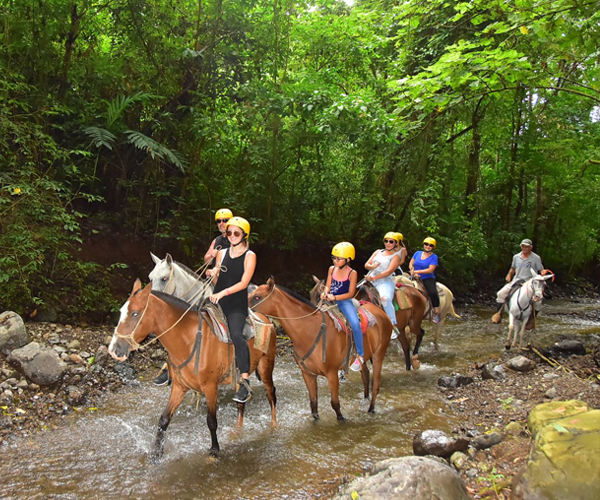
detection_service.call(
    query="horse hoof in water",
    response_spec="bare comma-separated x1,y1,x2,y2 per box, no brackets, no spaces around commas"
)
337,415,347,423
411,355,420,370
311,413,320,421
147,450,164,464
209,447,220,459
505,344,511,351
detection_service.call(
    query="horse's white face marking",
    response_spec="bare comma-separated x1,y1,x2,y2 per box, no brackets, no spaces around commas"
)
109,300,130,355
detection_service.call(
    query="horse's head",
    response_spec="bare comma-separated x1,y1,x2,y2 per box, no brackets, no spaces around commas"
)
309,275,325,304
529,273,554,302
248,277,276,311
149,252,175,293
109,279,153,361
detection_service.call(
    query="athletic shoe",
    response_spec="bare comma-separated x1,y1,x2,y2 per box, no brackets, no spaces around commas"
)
432,313,440,324
153,369,170,386
391,327,399,340
350,356,364,372
233,380,253,403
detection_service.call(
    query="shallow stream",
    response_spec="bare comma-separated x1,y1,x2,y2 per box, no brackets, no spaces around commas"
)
1,300,598,499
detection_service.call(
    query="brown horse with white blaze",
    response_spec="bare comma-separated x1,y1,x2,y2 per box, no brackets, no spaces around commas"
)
108,279,277,459
249,277,393,419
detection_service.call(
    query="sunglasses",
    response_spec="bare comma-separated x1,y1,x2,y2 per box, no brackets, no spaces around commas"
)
384,239,396,244
226,230,243,238
331,256,346,261
424,243,433,247
216,218,229,224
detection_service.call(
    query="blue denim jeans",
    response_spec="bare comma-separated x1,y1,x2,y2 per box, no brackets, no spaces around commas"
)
374,279,397,325
337,298,364,356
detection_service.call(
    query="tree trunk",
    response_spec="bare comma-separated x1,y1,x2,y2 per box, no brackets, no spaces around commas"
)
465,99,484,219
504,85,524,230
533,174,543,247
58,3,82,100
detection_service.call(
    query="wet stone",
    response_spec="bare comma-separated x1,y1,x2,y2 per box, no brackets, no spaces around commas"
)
53,346,67,354
471,432,503,450
438,375,474,389
413,429,470,458
47,333,60,345
505,355,536,372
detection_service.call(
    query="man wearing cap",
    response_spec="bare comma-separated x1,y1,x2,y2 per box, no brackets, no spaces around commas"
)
491,238,544,324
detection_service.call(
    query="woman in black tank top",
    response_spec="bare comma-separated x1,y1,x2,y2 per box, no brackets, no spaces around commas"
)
207,216,256,403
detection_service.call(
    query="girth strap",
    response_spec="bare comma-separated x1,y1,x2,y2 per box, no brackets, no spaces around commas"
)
167,325,203,377
292,311,327,376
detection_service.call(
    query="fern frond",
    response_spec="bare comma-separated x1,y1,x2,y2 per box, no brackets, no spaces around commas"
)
125,130,187,172
106,92,159,126
82,126,117,150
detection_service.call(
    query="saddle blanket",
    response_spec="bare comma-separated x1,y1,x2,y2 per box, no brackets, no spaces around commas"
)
326,303,377,336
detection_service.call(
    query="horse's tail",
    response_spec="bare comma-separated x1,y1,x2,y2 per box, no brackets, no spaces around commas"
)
444,288,461,319
255,370,263,383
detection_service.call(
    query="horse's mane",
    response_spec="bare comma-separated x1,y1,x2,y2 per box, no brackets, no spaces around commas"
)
174,260,201,278
277,285,316,310
151,290,195,312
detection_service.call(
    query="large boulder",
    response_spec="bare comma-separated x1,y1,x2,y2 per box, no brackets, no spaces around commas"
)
413,430,469,458
512,401,600,500
7,342,68,386
333,456,470,500
0,311,30,356
505,355,536,372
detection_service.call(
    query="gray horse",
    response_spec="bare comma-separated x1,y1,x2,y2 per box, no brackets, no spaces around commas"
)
149,253,212,305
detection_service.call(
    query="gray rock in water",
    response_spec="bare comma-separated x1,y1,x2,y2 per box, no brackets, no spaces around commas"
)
482,362,507,380
438,375,474,389
113,361,136,381
505,355,536,372
0,311,30,356
7,342,68,386
332,456,470,500
95,345,109,366
554,340,586,356
413,430,470,458
472,432,502,450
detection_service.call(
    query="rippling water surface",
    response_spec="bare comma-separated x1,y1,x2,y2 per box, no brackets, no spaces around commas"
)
1,300,598,499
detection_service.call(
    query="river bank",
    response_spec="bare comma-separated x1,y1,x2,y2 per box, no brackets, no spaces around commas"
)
1,299,599,499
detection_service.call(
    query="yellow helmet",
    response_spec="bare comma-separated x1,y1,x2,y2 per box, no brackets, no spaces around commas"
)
395,232,404,242
383,232,401,244
226,216,250,236
423,237,437,249
215,208,233,221
332,242,355,261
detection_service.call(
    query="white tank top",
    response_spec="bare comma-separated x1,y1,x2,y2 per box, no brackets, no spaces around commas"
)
369,250,402,282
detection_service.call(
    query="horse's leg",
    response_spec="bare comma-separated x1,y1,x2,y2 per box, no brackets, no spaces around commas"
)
256,353,278,427
398,330,412,370
150,381,189,462
204,384,220,456
300,370,320,420
434,314,447,350
360,359,370,399
326,371,346,422
517,316,528,349
236,402,245,428
506,312,515,350
368,332,386,413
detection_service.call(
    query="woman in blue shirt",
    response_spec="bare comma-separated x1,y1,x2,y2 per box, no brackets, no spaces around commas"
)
409,237,440,324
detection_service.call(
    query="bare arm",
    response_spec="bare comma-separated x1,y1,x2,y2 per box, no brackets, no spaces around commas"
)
204,237,218,264
506,268,515,282
206,249,225,280
321,266,334,299
398,248,407,266
409,257,415,273
209,251,256,303
364,250,380,271
413,264,437,275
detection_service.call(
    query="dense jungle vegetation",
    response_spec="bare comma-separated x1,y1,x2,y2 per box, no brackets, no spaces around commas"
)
1,0,599,320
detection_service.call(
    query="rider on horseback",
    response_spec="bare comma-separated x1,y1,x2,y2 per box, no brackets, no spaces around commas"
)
409,237,441,324
365,232,405,339
208,216,257,403
491,238,544,324
204,208,233,265
321,242,365,372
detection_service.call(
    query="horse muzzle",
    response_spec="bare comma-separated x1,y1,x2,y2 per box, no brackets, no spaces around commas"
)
108,335,131,362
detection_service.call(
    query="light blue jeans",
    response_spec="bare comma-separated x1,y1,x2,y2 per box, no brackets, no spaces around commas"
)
374,279,397,325
337,298,364,356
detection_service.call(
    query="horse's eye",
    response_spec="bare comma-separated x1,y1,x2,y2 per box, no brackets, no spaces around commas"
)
162,277,168,281
132,312,139,318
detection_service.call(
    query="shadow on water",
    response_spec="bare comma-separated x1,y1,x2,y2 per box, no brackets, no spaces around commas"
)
1,299,598,499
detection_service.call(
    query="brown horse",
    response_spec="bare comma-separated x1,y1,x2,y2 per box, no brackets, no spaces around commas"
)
310,276,427,370
249,277,392,419
108,279,277,459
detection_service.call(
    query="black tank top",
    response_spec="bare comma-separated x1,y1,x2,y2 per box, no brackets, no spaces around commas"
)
214,234,231,251
214,248,251,314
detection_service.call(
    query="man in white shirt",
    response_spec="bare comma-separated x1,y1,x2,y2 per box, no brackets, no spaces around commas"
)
491,239,544,324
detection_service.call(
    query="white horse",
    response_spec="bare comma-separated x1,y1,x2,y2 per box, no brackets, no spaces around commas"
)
149,253,212,306
394,275,460,349
504,271,554,350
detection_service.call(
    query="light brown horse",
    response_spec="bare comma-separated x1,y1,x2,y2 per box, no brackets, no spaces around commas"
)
310,277,427,370
108,279,277,459
249,277,392,419
395,275,460,349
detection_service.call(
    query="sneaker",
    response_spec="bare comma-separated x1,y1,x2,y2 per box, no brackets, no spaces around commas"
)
391,327,399,340
350,356,364,372
153,369,170,386
432,313,440,324
233,380,253,403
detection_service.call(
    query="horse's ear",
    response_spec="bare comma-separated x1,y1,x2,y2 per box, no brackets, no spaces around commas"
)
267,276,275,289
312,275,321,284
140,281,153,298
166,253,173,265
132,278,143,294
530,268,538,278
543,274,555,282
150,252,161,264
